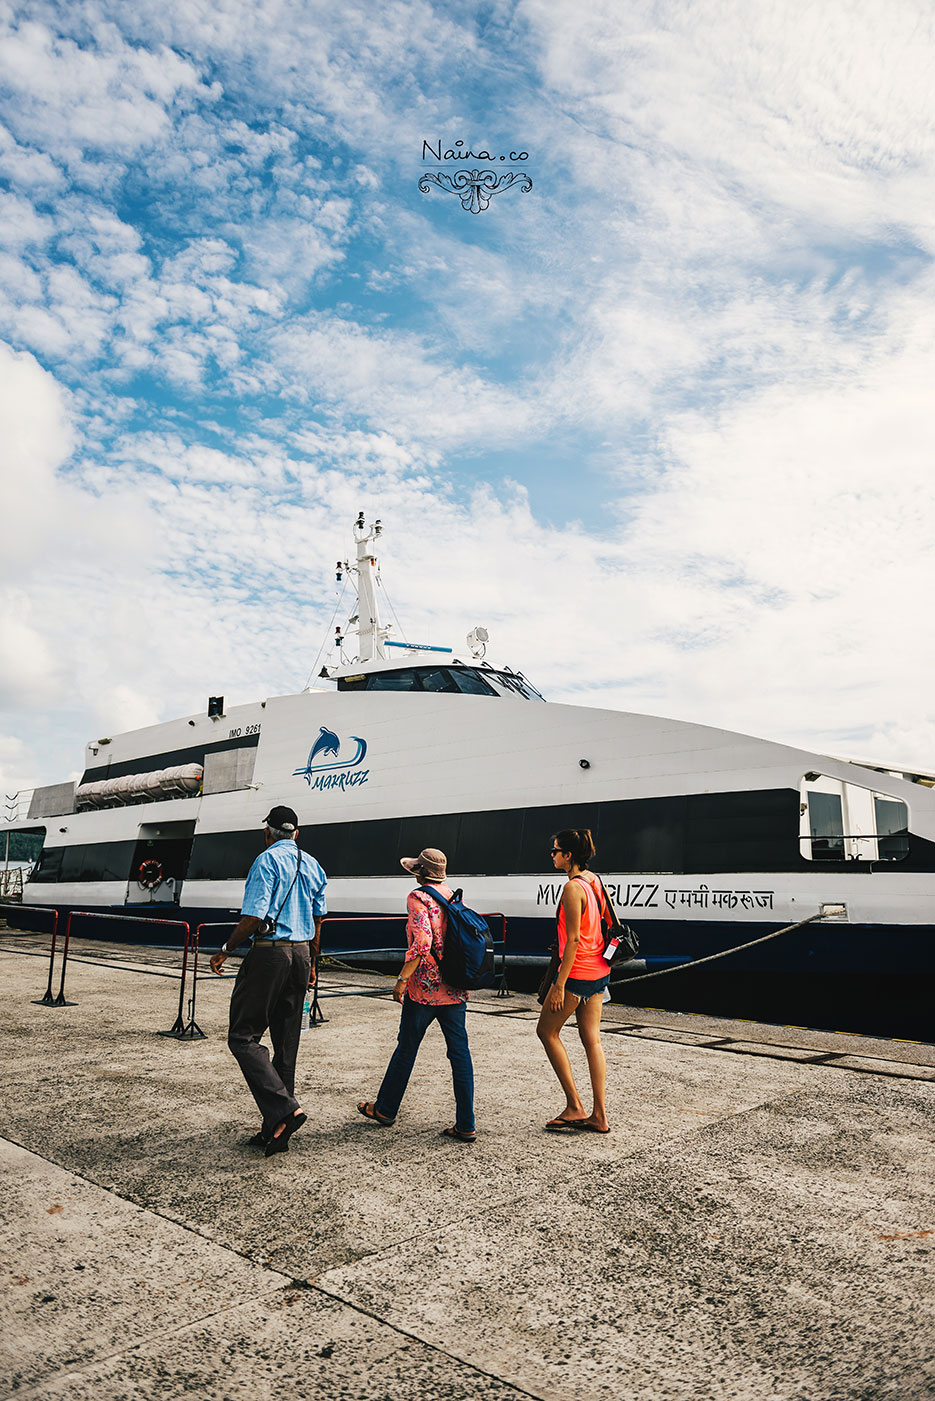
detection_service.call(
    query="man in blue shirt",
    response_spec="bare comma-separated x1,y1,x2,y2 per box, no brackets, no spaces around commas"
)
210,806,327,1156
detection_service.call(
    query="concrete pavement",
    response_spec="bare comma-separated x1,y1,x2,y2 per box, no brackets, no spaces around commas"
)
0,933,933,1400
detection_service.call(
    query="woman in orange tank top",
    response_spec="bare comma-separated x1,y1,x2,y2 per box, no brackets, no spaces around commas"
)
536,827,611,1133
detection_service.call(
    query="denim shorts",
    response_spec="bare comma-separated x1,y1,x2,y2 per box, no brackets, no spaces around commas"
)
562,973,610,1000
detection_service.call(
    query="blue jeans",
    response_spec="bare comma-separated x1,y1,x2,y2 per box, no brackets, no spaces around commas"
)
375,998,475,1134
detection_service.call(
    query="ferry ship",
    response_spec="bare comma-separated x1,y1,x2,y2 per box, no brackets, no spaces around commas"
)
5,515,935,997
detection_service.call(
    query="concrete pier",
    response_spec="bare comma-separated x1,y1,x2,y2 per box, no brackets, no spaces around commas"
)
1,930,933,1400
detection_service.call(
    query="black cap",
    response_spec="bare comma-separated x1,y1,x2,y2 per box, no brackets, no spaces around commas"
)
264,805,299,831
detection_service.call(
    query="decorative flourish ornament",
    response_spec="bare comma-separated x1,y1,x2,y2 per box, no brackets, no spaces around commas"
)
419,168,533,214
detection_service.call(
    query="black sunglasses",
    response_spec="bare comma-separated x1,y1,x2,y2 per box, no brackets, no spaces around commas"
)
550,847,564,856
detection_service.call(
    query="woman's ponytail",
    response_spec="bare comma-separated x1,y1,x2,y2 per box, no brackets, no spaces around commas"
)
553,827,596,868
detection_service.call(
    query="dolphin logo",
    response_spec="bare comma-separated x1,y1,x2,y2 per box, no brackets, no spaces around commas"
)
294,731,368,784
309,726,340,763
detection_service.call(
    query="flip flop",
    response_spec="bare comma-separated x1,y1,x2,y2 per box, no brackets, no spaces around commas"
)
568,1120,611,1133
544,1117,581,1132
440,1126,476,1143
357,1101,395,1126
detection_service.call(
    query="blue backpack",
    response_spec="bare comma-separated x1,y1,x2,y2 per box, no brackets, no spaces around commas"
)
417,886,495,990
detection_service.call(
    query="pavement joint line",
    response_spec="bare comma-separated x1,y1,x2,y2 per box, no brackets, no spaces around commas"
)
1,1281,296,1401
308,1278,549,1401
0,1132,546,1401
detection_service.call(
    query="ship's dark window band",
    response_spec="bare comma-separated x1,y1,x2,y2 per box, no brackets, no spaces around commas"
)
30,788,933,887
336,666,545,700
31,841,137,883
81,732,260,785
185,789,933,883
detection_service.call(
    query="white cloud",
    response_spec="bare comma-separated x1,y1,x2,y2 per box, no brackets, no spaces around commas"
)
520,0,935,244
0,0,932,792
0,341,74,563
0,17,212,157
0,599,61,707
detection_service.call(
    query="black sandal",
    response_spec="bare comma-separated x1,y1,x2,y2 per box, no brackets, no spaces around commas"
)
357,1101,395,1126
263,1110,307,1157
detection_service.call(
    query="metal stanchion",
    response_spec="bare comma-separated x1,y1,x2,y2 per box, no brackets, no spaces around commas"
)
180,926,206,1039
308,952,327,1026
492,913,510,996
158,923,195,1038
27,909,63,1006
53,912,77,1005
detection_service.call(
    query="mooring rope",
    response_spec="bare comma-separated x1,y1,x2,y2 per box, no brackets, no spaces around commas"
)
612,910,830,985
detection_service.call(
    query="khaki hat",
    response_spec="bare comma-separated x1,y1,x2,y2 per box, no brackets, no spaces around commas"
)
400,847,447,881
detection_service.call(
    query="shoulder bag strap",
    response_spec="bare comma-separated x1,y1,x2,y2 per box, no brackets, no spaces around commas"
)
270,846,302,925
591,873,621,932
414,885,449,960
416,884,448,908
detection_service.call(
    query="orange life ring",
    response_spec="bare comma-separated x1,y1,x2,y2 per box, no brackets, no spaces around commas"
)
138,858,163,889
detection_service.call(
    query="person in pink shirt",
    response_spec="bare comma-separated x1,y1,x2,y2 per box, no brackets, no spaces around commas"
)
357,847,476,1142
537,827,612,1133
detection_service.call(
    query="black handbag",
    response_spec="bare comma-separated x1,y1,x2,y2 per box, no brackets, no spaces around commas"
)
592,875,639,964
536,943,561,1005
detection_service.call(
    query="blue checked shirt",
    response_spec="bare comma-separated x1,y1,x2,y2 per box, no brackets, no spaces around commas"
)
242,839,327,942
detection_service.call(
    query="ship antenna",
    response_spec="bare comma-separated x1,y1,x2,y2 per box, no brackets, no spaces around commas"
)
303,570,348,688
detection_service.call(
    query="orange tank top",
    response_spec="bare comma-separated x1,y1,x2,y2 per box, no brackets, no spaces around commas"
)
556,876,611,980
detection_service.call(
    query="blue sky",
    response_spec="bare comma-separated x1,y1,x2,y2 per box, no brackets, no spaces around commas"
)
1,0,934,796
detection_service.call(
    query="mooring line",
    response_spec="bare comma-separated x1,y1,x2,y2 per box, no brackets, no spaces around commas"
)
612,911,828,985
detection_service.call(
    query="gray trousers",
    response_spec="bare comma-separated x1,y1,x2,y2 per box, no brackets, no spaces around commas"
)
227,941,311,1135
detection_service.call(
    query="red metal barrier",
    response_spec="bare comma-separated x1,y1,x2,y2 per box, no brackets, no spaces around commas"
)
322,911,510,994
38,911,200,1036
196,920,329,1028
0,903,62,1006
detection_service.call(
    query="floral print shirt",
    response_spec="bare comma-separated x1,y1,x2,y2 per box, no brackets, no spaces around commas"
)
405,883,467,1005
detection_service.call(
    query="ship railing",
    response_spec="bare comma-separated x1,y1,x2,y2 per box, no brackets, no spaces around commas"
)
800,831,909,861
0,869,24,900
3,789,35,823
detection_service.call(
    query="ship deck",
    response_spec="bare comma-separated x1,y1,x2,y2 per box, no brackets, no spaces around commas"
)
1,927,933,1400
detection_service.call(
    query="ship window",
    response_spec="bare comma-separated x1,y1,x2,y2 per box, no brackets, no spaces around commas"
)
31,847,64,883
806,791,845,861
801,778,910,862
450,668,498,696
364,669,420,691
418,668,460,693
5,828,45,865
487,671,546,701
874,796,909,861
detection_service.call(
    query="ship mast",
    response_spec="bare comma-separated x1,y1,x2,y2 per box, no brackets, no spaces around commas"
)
351,513,388,663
